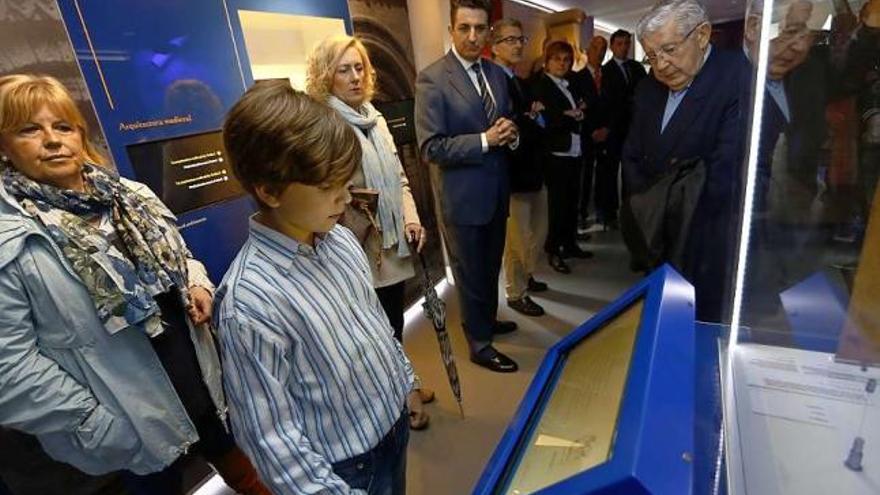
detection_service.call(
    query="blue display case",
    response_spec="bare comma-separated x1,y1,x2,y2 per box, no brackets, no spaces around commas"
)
474,265,703,495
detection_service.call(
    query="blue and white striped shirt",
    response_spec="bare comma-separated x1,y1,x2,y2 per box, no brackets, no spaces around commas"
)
214,218,414,494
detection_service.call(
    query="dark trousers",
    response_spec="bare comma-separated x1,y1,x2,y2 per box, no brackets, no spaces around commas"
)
123,291,238,494
376,281,406,343
595,150,621,222
121,409,236,495
332,411,409,495
0,427,125,495
544,155,582,253
444,210,507,347
579,150,595,222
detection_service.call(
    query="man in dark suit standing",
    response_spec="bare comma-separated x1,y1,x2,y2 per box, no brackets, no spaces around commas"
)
415,0,521,372
490,17,550,318
599,29,647,230
575,35,609,230
623,0,746,321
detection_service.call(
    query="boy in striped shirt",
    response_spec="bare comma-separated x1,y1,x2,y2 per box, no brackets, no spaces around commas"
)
215,81,414,495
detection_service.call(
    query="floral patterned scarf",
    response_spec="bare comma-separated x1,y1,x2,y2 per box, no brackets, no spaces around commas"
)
2,164,190,337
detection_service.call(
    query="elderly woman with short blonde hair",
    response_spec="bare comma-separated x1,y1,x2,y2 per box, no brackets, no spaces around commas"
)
0,74,268,494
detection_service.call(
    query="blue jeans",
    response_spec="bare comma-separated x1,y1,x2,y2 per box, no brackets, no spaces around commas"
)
332,410,409,495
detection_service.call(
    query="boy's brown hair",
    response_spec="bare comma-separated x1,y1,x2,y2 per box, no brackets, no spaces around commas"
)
222,81,360,207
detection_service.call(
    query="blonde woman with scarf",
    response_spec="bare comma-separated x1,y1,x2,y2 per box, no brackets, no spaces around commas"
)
307,35,434,430
0,74,268,494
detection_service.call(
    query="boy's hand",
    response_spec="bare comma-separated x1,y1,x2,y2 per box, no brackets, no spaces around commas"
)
405,223,427,253
187,286,213,325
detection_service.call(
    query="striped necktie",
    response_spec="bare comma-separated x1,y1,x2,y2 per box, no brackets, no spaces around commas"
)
472,63,498,123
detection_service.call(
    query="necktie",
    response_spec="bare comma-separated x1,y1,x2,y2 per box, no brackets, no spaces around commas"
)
594,69,602,92
472,63,498,123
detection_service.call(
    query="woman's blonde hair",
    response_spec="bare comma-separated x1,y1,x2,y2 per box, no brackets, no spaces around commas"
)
305,35,377,103
0,74,106,165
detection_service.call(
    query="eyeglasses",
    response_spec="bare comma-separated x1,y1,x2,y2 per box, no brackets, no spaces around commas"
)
641,22,704,65
495,35,529,45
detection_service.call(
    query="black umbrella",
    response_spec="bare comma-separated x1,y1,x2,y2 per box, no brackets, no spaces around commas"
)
410,240,464,418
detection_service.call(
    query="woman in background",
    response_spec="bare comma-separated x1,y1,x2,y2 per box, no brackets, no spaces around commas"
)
307,36,435,430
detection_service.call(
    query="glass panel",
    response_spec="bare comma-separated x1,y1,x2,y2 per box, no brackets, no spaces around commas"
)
237,10,346,90
727,0,880,493
736,0,880,357
500,300,644,495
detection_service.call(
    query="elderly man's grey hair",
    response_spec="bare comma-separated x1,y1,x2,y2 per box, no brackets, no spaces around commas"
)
636,0,710,40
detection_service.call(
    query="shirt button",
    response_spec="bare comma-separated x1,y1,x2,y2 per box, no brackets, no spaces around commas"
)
356,462,365,470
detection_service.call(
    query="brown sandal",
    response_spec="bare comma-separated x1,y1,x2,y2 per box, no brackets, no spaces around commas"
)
408,409,430,430
407,390,430,430
417,387,435,404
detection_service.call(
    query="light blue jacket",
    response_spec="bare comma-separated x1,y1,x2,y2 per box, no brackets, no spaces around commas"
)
0,179,226,475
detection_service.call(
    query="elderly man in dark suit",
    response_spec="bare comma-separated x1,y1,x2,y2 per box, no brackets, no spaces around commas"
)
415,0,521,372
599,29,647,230
623,0,747,321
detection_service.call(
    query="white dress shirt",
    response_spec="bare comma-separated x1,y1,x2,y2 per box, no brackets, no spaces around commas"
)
546,73,582,158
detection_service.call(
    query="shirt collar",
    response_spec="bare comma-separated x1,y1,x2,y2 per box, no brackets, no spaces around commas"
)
497,62,515,79
546,72,568,88
614,57,627,66
452,45,481,73
248,215,330,268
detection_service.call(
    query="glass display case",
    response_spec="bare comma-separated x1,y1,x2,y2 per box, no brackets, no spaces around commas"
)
723,0,880,493
474,267,700,495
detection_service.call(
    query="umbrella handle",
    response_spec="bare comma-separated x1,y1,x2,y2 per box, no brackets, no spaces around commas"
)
407,238,431,275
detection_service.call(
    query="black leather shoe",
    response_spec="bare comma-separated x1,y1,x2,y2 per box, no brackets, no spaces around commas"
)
507,296,545,316
470,345,518,373
527,276,548,292
549,253,571,274
493,320,519,334
561,246,594,259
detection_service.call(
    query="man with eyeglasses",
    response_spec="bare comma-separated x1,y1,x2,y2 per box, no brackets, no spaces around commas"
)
489,17,552,318
621,0,747,321
415,0,522,373
598,29,647,233
744,0,819,196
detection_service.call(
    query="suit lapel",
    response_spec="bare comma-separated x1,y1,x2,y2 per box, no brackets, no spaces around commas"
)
444,51,483,114
655,50,717,164
484,62,509,117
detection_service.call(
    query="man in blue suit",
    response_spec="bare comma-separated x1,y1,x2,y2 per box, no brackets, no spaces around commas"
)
623,0,747,321
416,0,521,372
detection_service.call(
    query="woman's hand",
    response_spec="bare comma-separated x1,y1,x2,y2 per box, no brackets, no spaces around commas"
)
187,286,213,325
405,223,427,253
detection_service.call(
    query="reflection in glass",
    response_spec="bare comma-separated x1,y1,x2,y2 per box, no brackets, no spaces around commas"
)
500,301,643,495
738,0,880,363
727,1,880,493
